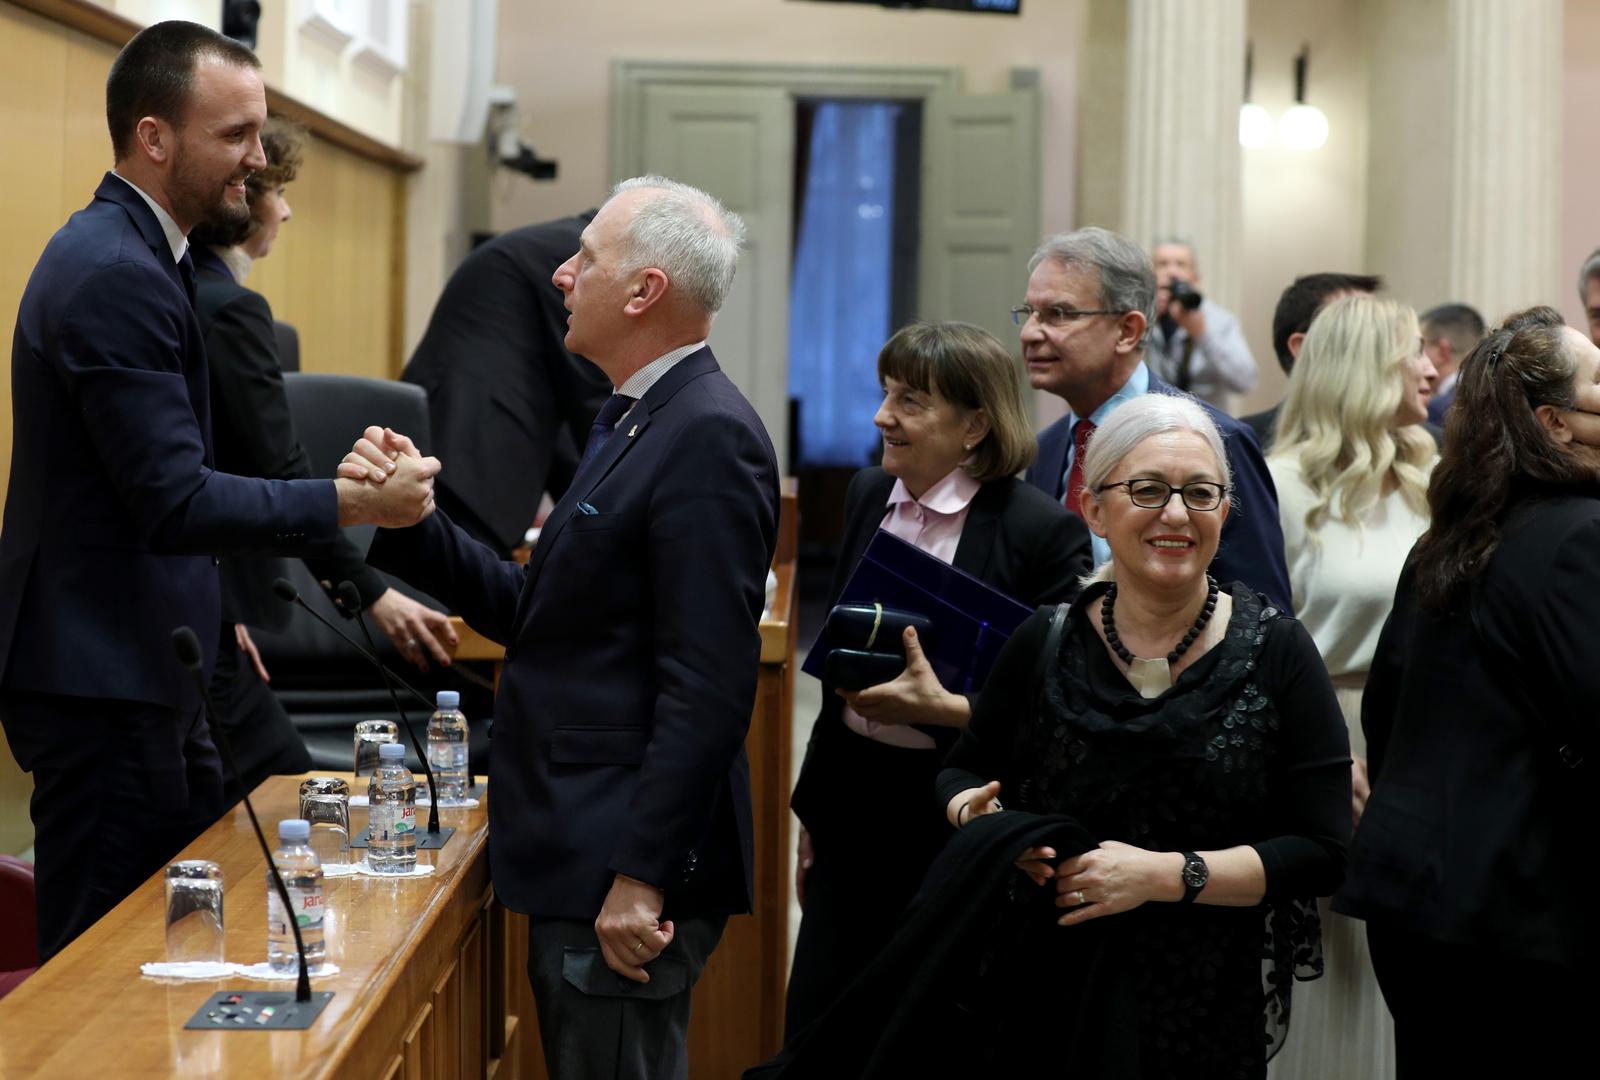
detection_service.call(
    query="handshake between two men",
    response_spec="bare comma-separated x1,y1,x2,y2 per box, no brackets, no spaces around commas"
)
334,426,439,529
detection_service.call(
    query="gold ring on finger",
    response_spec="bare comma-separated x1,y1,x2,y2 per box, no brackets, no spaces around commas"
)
1075,889,1087,906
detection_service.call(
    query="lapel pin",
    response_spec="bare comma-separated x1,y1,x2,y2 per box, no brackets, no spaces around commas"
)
627,424,639,437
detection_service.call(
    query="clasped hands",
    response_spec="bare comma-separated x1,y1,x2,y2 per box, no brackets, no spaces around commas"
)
335,425,440,530
332,427,458,668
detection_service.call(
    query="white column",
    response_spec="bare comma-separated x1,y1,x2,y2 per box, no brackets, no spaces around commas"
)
1120,0,1247,308
1448,0,1563,320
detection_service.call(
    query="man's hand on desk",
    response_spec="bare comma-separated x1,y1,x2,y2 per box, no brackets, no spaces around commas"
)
595,873,674,984
335,428,439,528
366,587,457,672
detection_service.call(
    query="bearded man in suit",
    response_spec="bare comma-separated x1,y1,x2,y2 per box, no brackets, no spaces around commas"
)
0,20,436,960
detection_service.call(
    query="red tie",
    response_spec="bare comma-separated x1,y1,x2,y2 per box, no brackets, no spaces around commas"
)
1064,418,1096,517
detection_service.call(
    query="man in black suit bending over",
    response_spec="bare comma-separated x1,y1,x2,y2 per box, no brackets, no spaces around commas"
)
0,21,438,960
345,177,780,1079
402,211,613,555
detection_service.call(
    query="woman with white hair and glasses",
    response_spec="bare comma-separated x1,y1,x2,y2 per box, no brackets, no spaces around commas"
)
1265,294,1437,1079
935,393,1350,1077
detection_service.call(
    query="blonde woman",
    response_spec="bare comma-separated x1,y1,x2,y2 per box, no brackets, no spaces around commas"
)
1266,294,1437,1080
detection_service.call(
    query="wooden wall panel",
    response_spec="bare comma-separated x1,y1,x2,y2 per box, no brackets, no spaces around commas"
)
248,144,403,381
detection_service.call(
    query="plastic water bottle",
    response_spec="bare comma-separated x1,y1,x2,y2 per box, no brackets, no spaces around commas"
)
367,741,417,873
426,690,470,801
267,818,326,973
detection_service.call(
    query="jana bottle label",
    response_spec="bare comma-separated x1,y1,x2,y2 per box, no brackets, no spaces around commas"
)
270,887,324,932
375,803,416,837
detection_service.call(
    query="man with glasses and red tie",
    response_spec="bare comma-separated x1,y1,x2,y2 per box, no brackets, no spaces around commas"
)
1018,227,1292,611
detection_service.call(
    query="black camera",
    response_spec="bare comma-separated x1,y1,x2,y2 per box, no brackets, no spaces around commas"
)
1168,279,1204,311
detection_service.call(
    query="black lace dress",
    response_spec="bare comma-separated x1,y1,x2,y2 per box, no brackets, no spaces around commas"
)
937,582,1351,1079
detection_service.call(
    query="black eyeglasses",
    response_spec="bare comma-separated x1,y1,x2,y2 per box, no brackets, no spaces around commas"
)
1010,304,1120,328
1097,478,1228,512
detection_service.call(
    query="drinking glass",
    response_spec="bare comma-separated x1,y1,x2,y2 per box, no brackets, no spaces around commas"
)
353,719,400,779
298,776,351,865
165,860,225,963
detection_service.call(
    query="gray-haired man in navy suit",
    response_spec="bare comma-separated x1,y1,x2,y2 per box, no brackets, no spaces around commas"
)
346,177,780,1079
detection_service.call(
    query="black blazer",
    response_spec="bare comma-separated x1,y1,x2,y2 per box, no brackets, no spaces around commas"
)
401,212,613,553
789,467,1092,833
192,247,385,631
0,175,334,708
1024,371,1293,613
1335,489,1600,969
370,347,779,921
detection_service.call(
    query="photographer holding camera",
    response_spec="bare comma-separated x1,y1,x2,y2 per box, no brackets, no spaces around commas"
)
1150,238,1259,408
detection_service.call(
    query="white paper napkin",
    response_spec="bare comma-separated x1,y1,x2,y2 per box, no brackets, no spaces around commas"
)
322,862,436,879
139,960,235,979
233,961,342,981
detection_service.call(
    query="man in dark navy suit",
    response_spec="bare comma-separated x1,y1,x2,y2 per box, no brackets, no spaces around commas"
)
0,21,439,961
1018,227,1293,611
348,177,779,1079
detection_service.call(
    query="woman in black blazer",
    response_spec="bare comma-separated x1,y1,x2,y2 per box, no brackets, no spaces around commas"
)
189,118,454,795
1335,306,1600,1075
784,322,1092,1037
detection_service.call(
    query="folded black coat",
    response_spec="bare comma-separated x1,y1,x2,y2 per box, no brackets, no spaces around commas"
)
747,811,1149,1080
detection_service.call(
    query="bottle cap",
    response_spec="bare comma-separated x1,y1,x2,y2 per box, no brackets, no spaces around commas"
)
379,741,407,761
279,818,310,842
436,690,460,709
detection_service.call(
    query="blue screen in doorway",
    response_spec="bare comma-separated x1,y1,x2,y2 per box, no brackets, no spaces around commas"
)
788,100,902,468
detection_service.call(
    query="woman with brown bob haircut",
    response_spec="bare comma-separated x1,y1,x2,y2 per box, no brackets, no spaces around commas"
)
1335,306,1600,1075
784,320,1092,1037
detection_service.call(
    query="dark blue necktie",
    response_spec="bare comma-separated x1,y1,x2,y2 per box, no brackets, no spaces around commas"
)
578,394,636,474
177,249,197,306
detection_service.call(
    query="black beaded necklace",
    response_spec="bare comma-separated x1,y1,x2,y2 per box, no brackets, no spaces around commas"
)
1100,574,1219,667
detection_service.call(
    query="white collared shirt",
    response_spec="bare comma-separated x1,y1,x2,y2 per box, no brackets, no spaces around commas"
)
111,172,188,264
615,340,708,421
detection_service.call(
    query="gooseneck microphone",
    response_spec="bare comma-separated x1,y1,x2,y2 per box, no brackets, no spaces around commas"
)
171,627,314,1004
271,578,446,838
334,580,440,836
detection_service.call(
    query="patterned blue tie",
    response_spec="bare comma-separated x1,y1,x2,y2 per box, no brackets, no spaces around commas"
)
578,394,636,474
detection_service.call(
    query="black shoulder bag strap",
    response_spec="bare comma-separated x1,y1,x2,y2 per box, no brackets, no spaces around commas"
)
1013,603,1071,805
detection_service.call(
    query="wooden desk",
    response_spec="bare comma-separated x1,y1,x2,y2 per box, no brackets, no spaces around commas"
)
0,775,518,1078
